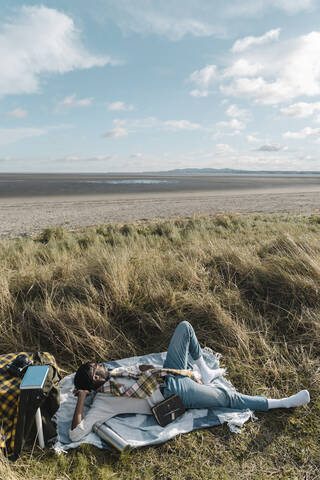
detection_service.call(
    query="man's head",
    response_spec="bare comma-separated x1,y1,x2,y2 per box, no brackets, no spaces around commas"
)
74,362,109,391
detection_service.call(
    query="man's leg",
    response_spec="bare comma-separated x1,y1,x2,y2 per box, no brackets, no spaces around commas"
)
165,379,309,411
164,376,269,410
163,321,225,384
163,322,310,411
163,321,201,370
202,388,310,411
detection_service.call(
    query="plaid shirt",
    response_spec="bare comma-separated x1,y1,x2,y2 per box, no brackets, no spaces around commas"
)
97,367,197,399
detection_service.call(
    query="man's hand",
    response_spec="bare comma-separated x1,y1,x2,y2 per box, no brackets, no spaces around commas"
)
139,364,154,372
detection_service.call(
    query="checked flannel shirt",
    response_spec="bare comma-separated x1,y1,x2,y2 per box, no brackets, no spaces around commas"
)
97,366,198,399
0,352,32,455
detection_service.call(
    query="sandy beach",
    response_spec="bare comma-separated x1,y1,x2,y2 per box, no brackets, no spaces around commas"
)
1,174,320,238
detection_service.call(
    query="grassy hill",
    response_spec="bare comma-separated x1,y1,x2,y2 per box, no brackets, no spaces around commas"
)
0,213,319,479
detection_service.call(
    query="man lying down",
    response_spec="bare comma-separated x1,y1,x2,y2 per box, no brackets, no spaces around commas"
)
70,321,310,442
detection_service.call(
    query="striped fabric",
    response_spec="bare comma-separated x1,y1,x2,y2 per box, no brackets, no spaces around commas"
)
98,367,197,399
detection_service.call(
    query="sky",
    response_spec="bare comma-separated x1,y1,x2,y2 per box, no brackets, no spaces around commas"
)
1,0,320,172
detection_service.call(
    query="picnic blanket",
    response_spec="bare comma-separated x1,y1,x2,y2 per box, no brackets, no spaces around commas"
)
54,348,256,452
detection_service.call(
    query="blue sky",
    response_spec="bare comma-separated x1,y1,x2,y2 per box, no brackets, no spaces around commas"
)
1,0,320,172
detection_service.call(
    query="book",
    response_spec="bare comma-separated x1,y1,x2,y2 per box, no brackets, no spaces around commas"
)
20,365,49,390
151,394,185,427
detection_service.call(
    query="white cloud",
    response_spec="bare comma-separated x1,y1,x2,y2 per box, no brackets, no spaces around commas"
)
112,118,127,127
120,116,203,133
270,0,315,14
231,29,280,53
129,16,216,41
225,104,248,118
102,1,218,41
64,155,83,162
247,135,261,143
0,6,114,97
100,1,315,43
223,59,263,78
221,77,288,105
63,154,116,162
58,95,93,109
216,118,245,130
0,127,45,145
5,108,28,118
189,65,217,87
164,120,201,131
255,144,287,152
103,127,128,138
280,101,320,118
190,89,209,98
102,117,205,139
212,130,241,140
107,101,134,111
75,99,92,106
189,65,217,97
283,126,320,139
221,31,320,104
215,143,235,155
131,117,158,129
225,0,315,17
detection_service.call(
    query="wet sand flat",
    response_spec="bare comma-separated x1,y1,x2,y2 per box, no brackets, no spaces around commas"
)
1,173,320,197
0,174,320,237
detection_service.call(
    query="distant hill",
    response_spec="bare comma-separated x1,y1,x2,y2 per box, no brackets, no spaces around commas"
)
146,168,320,175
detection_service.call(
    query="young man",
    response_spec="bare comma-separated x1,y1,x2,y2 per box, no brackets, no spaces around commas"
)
70,321,310,442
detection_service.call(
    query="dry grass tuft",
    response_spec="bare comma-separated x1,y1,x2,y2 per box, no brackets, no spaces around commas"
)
0,213,319,479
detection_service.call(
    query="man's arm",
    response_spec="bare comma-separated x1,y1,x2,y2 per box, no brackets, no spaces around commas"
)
69,394,152,442
71,390,90,430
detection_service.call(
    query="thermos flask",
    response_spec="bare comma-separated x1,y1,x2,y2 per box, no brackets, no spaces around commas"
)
93,422,129,451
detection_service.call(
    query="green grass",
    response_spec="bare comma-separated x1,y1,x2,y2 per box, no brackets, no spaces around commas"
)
0,213,319,479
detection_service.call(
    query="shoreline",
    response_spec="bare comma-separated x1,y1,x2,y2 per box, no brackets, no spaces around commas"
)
1,173,320,199
1,182,320,202
1,188,320,239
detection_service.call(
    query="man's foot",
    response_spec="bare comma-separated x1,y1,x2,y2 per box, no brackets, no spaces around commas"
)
201,367,226,384
285,390,310,408
194,355,226,384
267,390,310,409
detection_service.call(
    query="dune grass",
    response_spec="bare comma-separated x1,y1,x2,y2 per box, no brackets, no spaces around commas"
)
0,213,319,479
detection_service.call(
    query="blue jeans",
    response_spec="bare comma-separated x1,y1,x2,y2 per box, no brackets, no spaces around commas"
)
163,321,268,412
